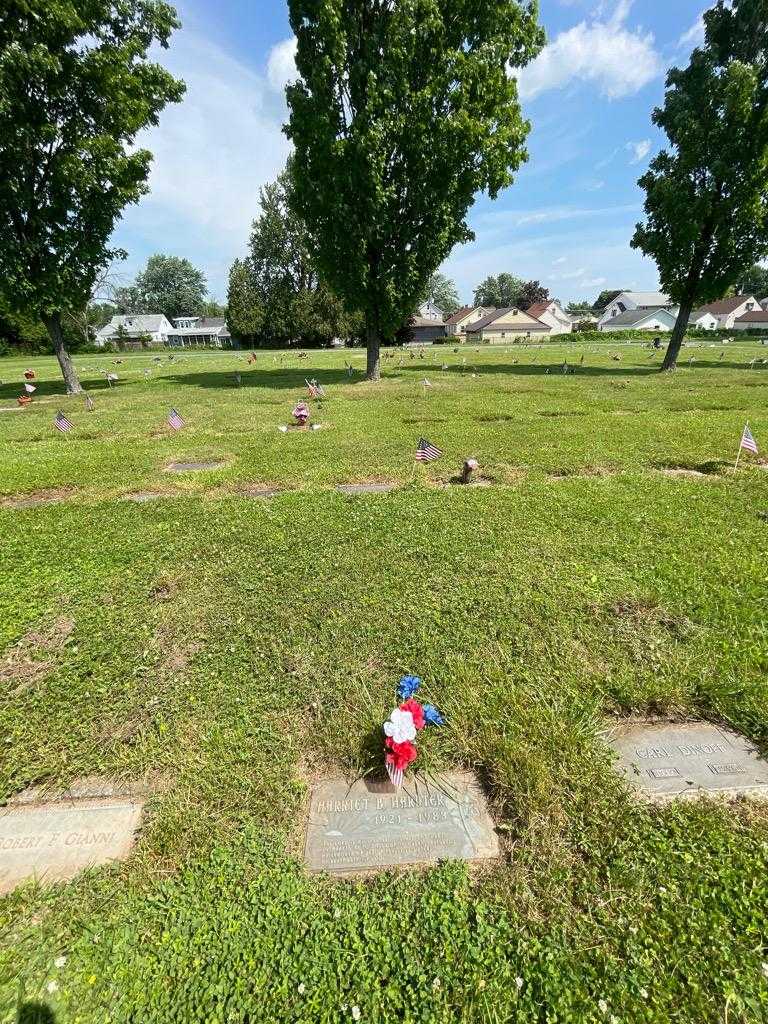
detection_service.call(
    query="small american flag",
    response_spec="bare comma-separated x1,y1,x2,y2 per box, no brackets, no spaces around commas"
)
24,383,36,393
168,408,185,430
415,437,442,462
740,423,758,454
84,393,95,412
422,378,432,388
306,378,324,398
54,410,73,432
386,761,404,790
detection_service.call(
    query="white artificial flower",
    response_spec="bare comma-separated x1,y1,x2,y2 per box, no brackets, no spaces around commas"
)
54,956,67,968
298,983,306,995
383,708,416,744
515,977,524,990
610,1017,619,1023
46,981,59,994
598,999,608,1015
432,978,441,990
640,988,648,999
762,962,768,979
351,1006,361,1021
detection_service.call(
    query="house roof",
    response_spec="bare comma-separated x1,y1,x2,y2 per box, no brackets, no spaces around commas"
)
695,295,756,315
444,305,475,325
689,309,717,321
171,317,230,336
525,301,552,318
466,307,549,332
411,317,446,329
605,291,671,309
98,314,168,335
603,307,676,327
734,310,768,322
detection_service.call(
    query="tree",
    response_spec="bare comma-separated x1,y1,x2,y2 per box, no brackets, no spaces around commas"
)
517,280,549,310
421,272,460,315
227,258,264,341
565,300,595,315
133,254,207,322
0,1,184,392
473,273,525,308
735,263,768,299
631,0,768,370
285,1,544,378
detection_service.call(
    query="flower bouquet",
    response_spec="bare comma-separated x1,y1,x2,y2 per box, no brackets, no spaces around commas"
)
382,675,444,789
292,400,310,426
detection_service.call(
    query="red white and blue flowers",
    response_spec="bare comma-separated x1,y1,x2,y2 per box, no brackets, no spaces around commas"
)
383,675,444,788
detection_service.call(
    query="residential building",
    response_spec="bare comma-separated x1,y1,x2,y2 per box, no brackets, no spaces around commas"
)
96,314,174,348
417,300,444,321
169,316,232,347
408,317,447,343
689,295,760,329
444,305,496,336
688,310,719,330
597,291,676,330
598,308,678,332
464,307,550,342
525,299,573,335
732,309,768,331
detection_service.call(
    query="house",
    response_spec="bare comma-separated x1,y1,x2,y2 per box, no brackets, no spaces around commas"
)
598,308,678,333
96,314,174,348
408,317,447,343
760,296,768,310
688,309,719,330
444,306,496,336
689,295,760,329
525,299,573,335
464,307,550,342
732,309,768,331
417,300,444,321
597,291,676,330
169,317,232,348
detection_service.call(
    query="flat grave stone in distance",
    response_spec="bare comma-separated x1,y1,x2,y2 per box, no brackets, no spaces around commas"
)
607,721,768,801
305,771,498,875
336,483,397,495
0,797,144,894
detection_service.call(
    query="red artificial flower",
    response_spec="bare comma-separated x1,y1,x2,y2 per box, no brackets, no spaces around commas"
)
399,698,425,730
385,737,418,772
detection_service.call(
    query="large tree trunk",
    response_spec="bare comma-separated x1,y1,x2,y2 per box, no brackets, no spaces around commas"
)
43,313,83,394
661,299,694,371
365,318,381,380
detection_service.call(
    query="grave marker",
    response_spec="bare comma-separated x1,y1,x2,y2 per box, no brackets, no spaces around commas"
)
608,721,768,800
305,771,498,874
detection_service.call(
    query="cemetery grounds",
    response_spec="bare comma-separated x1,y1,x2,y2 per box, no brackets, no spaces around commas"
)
0,340,767,1023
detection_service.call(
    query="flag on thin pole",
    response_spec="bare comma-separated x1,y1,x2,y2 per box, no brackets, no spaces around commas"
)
733,422,758,473
24,383,36,393
168,408,185,430
386,761,404,790
306,378,324,398
54,410,73,433
84,392,95,412
415,437,442,462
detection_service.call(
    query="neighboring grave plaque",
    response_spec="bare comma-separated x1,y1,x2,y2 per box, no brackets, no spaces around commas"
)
305,771,498,874
608,722,768,801
0,798,143,894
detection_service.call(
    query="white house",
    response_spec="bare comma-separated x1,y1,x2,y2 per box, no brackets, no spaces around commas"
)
96,314,174,347
598,291,676,330
732,309,768,331
417,300,444,321
689,295,760,329
443,305,496,336
688,309,719,330
169,317,231,348
525,300,573,335
464,307,550,342
598,307,678,333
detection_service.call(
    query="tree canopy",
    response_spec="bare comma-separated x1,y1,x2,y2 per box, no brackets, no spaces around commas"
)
421,273,461,315
735,263,768,299
0,0,184,391
473,274,525,308
115,254,208,322
285,0,544,378
516,280,549,311
631,0,768,369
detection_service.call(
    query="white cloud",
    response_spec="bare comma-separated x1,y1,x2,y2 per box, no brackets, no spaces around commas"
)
679,13,706,49
267,37,298,92
516,2,661,100
579,276,608,287
553,256,568,265
627,139,651,163
476,203,640,230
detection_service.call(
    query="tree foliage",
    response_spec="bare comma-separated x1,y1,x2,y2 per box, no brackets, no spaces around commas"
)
516,280,549,310
227,167,361,348
0,0,184,391
421,273,460,315
285,0,544,378
123,254,208,322
631,0,768,369
473,273,525,308
592,290,624,312
735,263,768,299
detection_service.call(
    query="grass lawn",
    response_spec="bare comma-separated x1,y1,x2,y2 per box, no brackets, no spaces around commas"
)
1,339,767,1023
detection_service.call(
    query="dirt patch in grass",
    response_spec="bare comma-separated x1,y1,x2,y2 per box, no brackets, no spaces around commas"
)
0,487,76,509
164,460,227,473
607,597,693,638
1,616,75,694
237,483,288,499
547,466,616,480
402,416,448,425
150,579,178,603
474,414,515,423
539,410,587,418
121,491,173,503
160,640,201,677
654,460,727,479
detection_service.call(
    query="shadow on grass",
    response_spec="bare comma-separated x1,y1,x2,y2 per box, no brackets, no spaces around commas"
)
17,1004,55,1023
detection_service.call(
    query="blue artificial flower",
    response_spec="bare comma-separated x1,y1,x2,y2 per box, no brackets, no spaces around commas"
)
422,704,445,727
397,674,421,700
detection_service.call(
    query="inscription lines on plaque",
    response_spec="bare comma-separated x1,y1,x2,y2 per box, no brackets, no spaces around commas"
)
635,742,729,760
0,829,118,852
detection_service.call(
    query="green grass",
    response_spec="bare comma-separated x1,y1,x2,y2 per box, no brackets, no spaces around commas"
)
1,341,767,1023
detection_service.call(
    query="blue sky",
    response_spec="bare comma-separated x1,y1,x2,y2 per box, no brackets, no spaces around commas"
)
112,0,708,306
